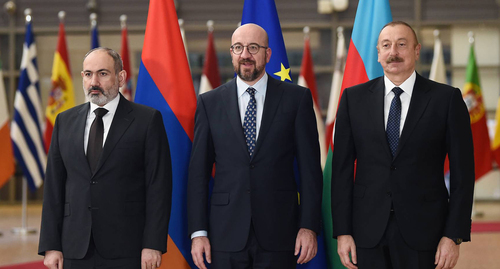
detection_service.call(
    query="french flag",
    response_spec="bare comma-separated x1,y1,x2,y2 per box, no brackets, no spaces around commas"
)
134,0,196,268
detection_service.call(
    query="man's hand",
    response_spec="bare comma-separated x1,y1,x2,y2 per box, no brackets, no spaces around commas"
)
43,250,63,269
191,236,211,269
337,235,358,269
435,237,460,269
141,248,162,269
294,228,317,264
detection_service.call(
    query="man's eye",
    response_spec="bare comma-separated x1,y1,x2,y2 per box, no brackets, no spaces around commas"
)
234,45,242,50
249,45,258,50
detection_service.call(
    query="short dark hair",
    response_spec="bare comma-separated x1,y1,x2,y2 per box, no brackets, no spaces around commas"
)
83,47,123,74
380,21,419,45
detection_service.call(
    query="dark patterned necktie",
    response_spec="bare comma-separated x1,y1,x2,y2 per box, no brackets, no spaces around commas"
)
386,87,404,157
87,108,108,172
243,87,257,157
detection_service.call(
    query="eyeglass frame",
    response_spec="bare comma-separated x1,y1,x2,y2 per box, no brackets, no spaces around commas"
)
230,43,268,55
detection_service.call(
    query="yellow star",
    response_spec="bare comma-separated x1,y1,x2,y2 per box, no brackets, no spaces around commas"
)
274,63,292,82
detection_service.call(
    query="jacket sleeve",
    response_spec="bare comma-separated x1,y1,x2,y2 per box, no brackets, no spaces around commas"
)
187,95,215,236
38,115,66,255
331,89,356,237
444,88,475,242
294,88,323,234
142,111,172,253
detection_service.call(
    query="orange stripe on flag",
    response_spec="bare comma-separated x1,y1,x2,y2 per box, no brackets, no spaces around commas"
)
158,235,190,269
0,124,15,188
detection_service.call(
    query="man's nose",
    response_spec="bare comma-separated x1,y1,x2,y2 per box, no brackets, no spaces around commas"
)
240,46,252,58
90,74,99,86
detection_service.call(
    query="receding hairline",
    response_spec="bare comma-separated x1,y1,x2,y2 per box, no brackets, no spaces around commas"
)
232,23,269,47
83,47,123,74
378,21,419,45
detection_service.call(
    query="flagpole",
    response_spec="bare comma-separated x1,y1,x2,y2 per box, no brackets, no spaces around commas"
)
11,8,38,235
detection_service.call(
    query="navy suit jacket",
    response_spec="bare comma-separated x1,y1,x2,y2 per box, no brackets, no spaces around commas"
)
39,94,172,259
331,73,475,251
188,75,323,252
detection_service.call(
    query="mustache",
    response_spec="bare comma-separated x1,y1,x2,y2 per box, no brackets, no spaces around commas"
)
87,86,104,95
386,56,404,63
239,59,255,65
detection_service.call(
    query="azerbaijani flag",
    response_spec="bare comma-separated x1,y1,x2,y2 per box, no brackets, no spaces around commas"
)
323,0,392,268
44,15,75,152
462,39,492,181
134,0,196,268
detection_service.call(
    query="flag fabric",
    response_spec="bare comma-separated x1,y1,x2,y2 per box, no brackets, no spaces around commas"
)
298,34,326,168
325,27,346,155
134,0,196,267
198,25,221,95
10,18,46,191
429,30,446,84
323,1,392,268
242,1,327,268
91,16,100,49
120,18,133,101
322,27,346,269
178,19,191,71
0,59,15,188
241,0,291,82
462,41,492,180
44,19,75,153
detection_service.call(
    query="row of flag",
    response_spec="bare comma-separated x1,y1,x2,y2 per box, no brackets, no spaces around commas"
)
0,0,497,268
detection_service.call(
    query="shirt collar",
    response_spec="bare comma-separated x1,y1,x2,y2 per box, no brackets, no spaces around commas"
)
89,93,120,116
236,73,268,98
384,71,416,97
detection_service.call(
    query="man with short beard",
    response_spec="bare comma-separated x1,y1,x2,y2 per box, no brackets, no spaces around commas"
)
331,21,475,269
187,23,323,269
39,47,172,269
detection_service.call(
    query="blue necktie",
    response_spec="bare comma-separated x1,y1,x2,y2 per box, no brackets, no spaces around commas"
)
386,87,404,157
243,87,257,157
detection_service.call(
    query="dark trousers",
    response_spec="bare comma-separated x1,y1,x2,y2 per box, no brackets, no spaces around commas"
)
356,212,436,269
211,224,297,269
63,236,141,269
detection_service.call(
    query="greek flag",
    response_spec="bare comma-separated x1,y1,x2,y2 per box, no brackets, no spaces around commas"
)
11,18,46,190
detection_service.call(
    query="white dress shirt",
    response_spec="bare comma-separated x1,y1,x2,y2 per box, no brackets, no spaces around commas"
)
83,94,120,154
191,74,269,240
383,71,416,135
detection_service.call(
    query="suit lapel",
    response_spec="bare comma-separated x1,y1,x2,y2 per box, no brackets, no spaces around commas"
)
76,103,93,175
93,95,134,175
394,74,431,159
253,76,283,159
220,79,249,155
369,78,393,159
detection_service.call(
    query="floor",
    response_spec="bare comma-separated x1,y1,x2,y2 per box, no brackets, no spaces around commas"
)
0,202,499,268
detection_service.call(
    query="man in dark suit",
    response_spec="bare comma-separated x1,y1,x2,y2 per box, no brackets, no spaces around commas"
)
188,23,323,269
331,21,475,269
38,47,172,269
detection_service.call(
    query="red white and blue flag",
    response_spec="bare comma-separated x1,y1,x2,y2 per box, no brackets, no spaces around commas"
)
134,0,196,267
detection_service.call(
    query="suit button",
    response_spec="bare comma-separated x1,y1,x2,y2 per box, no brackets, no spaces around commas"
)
250,165,255,169
390,166,396,171
387,192,392,197
88,206,92,211
247,189,250,194
90,181,97,185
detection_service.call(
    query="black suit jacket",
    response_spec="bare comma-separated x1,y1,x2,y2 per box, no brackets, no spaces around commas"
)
331,73,475,251
38,94,172,259
187,75,323,252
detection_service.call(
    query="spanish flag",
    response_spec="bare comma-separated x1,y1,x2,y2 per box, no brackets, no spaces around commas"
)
44,14,74,152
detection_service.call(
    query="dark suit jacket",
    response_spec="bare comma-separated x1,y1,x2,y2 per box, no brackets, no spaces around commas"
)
331,73,475,251
38,94,172,259
187,75,323,252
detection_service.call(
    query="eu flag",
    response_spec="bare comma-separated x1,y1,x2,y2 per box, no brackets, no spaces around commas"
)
241,0,292,82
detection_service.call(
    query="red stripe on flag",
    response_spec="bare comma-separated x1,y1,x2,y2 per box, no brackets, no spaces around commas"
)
142,0,196,140
341,40,370,92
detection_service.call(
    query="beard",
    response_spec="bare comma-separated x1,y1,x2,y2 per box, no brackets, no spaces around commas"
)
235,59,265,82
85,86,118,106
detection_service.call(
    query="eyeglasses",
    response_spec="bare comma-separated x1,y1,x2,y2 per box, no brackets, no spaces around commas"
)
230,43,268,55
